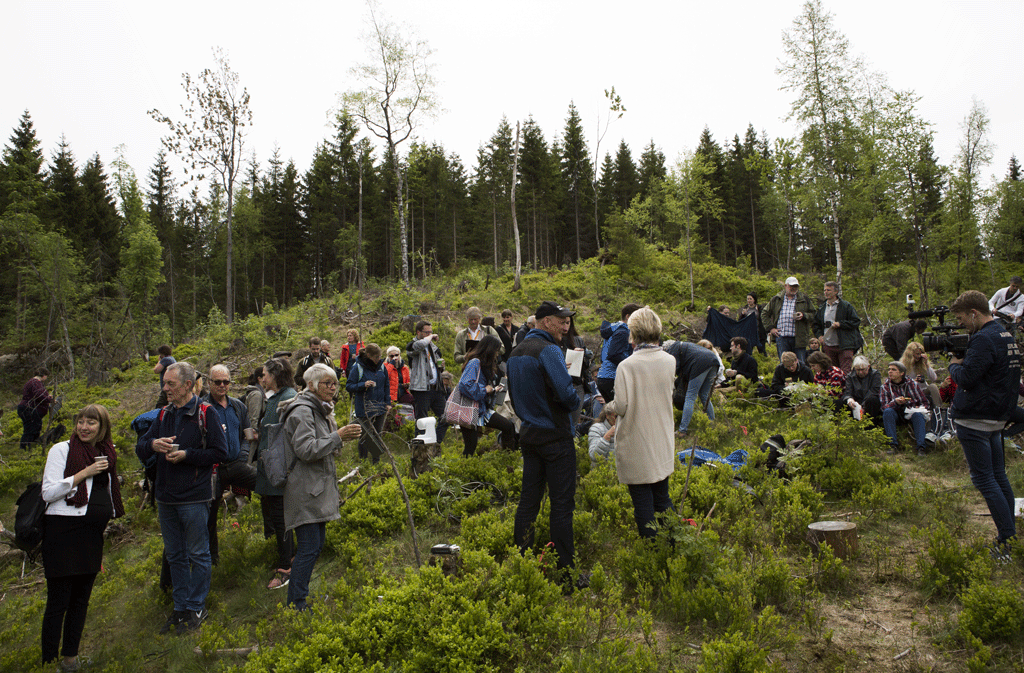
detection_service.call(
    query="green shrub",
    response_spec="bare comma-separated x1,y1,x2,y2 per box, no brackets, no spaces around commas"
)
958,580,1024,642
917,524,987,598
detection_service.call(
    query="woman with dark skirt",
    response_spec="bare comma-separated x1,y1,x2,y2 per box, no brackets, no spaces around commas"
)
41,404,123,671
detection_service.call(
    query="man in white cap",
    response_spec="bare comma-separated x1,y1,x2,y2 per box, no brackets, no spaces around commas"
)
761,276,815,365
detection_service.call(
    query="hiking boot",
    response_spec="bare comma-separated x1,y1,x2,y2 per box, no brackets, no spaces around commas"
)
159,610,186,634
916,446,927,457
178,608,209,634
989,542,1013,565
561,570,592,595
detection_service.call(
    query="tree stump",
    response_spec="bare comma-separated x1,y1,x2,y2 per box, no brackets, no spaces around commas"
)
807,521,858,560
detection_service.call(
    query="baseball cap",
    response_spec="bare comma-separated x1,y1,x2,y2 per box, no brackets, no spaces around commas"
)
535,301,576,320
785,276,799,286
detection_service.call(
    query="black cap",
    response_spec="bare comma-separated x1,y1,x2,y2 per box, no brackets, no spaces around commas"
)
535,301,576,320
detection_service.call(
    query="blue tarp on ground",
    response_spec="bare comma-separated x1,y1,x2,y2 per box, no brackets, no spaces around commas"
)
677,447,749,471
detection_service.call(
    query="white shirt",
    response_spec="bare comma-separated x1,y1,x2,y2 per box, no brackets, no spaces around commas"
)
42,441,115,517
989,286,1024,319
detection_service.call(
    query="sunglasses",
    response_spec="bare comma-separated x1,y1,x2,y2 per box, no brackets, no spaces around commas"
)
212,379,231,386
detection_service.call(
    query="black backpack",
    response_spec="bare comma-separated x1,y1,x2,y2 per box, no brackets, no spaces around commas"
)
14,481,46,554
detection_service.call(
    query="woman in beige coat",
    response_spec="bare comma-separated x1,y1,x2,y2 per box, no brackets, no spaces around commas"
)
605,306,677,538
283,364,361,610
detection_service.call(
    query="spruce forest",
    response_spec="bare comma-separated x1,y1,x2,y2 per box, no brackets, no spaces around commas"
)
1,1,1023,672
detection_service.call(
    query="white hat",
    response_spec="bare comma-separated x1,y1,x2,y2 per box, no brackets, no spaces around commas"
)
785,276,799,286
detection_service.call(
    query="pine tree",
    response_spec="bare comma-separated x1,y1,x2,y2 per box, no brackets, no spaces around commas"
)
611,140,639,213
47,137,85,243
79,154,122,292
560,102,594,262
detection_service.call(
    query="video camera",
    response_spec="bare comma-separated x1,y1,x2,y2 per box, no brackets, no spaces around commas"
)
905,295,969,357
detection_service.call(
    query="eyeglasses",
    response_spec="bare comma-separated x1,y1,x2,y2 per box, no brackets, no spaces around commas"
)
212,379,231,386
319,381,339,389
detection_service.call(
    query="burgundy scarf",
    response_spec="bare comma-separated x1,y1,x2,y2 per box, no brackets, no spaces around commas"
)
64,434,125,518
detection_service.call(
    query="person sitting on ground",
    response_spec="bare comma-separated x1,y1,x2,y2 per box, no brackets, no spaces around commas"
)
840,355,883,423
454,306,503,364
724,337,759,384
900,342,941,409
587,407,617,466
882,319,929,362
807,337,821,354
759,351,814,402
880,361,930,455
807,351,846,403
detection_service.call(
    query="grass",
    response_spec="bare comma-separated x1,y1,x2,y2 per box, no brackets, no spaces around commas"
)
2,257,1023,672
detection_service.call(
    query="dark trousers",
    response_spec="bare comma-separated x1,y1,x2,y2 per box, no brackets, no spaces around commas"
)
358,414,386,463
461,412,516,457
627,478,675,538
514,438,577,570
260,495,294,571
42,574,97,663
412,389,450,443
957,424,1017,543
18,405,44,449
822,344,854,374
287,522,326,611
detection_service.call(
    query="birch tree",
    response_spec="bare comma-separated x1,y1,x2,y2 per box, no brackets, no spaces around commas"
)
340,0,438,285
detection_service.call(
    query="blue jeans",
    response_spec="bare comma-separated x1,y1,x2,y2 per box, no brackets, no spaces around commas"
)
288,522,326,610
678,368,717,433
956,424,1017,543
882,407,927,449
158,501,212,612
775,336,806,365
627,478,675,538
514,438,577,570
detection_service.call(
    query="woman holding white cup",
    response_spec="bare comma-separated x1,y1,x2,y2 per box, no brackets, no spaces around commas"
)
41,404,124,670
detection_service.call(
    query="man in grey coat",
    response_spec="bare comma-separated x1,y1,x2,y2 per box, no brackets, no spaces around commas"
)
406,320,450,444
282,364,361,611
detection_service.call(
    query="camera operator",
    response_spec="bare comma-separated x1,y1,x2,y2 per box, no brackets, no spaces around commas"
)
948,290,1023,558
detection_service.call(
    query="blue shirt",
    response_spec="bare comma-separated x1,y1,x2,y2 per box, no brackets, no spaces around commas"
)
209,398,242,462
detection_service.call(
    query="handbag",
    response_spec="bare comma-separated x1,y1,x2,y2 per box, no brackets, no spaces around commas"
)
444,365,481,428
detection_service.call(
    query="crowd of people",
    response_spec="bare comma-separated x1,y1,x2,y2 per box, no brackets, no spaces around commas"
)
22,276,1024,666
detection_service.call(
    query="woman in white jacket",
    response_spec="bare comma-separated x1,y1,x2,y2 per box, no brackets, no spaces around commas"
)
41,404,123,671
605,307,678,538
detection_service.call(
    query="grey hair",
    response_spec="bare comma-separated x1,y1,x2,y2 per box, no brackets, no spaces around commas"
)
852,355,870,370
209,363,230,378
167,361,196,387
304,363,338,389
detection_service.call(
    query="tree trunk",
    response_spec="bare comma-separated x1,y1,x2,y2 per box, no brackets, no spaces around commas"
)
226,178,234,323
512,122,522,291
393,149,409,285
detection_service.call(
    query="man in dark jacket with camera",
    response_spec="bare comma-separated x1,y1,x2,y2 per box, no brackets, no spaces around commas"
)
948,291,1023,558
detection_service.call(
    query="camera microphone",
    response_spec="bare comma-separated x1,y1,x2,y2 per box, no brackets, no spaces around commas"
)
907,310,935,320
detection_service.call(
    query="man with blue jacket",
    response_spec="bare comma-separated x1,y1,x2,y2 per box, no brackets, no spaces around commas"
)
507,301,582,587
595,303,641,402
948,290,1023,560
137,362,228,634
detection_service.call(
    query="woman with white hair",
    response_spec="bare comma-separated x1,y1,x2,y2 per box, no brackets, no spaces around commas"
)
840,355,882,422
454,306,502,364
604,306,677,538
283,363,361,610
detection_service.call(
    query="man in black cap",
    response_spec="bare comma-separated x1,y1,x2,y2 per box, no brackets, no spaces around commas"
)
507,301,583,587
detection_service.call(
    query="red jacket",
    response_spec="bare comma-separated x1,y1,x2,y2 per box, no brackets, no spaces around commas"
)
339,342,364,377
385,360,411,402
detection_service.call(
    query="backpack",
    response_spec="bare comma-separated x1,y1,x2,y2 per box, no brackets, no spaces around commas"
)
14,481,46,554
259,399,305,488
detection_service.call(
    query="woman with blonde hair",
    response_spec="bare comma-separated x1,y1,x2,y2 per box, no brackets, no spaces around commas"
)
605,306,677,538
41,404,124,670
900,342,941,408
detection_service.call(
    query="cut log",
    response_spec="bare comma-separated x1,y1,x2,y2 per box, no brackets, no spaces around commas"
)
807,521,858,560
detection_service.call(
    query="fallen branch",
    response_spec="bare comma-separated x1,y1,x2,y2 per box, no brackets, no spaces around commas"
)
893,648,912,661
193,645,259,657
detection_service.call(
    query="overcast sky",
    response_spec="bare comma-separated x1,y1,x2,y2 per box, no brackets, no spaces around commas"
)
5,0,1022,195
